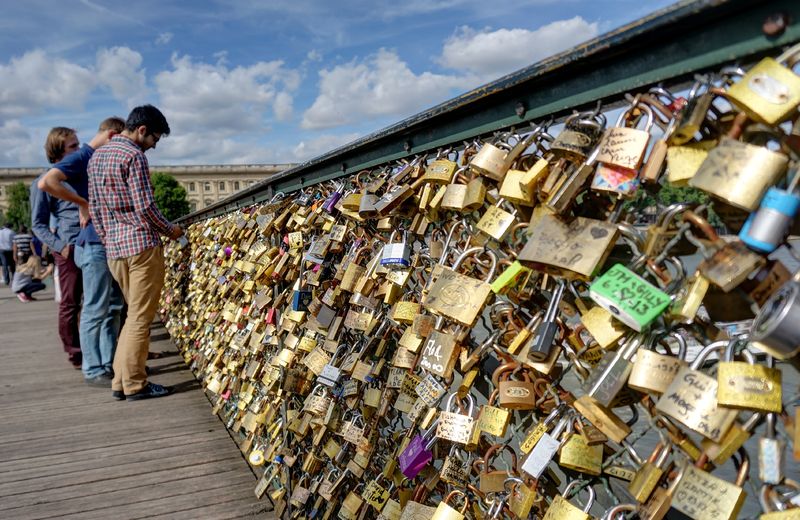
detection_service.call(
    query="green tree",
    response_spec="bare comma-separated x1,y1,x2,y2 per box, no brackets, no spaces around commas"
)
5,182,31,231
624,183,722,227
151,172,191,221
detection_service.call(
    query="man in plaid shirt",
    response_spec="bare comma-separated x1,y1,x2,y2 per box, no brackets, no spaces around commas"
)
88,105,184,401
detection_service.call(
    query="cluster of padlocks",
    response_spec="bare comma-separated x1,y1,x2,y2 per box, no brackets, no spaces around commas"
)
160,44,800,520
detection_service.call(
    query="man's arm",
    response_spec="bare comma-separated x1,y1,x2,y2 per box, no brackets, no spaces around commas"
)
30,185,67,254
128,154,182,239
38,168,90,227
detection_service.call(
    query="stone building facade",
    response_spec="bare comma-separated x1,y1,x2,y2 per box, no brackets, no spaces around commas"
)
0,164,293,214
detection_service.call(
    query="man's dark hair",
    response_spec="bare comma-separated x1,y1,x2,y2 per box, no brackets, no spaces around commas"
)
125,105,170,136
18,225,28,234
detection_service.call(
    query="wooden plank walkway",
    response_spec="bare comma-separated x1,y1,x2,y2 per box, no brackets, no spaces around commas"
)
0,286,274,520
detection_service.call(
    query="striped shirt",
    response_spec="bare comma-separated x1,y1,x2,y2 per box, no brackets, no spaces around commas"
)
87,135,174,259
12,233,33,259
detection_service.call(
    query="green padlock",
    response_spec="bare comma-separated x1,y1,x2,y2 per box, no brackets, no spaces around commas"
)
490,260,531,294
589,263,670,331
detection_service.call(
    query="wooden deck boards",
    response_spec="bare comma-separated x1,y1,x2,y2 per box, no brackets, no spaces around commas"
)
0,288,273,519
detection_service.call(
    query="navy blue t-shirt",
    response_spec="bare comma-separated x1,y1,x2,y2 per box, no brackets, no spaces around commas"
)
53,144,101,245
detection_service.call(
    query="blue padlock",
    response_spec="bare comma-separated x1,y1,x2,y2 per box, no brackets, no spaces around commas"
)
292,261,312,311
740,185,800,253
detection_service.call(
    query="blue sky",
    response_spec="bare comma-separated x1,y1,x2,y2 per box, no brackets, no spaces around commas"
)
0,0,677,168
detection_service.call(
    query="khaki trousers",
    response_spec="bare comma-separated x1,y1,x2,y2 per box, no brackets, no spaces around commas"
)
108,246,165,394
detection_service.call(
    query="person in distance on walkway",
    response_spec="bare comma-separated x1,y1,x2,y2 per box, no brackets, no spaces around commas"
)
38,117,126,387
11,225,34,264
11,250,51,302
30,127,84,369
0,223,16,285
88,105,184,401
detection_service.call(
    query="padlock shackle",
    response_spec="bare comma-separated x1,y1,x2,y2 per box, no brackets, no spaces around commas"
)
615,98,654,132
603,503,638,520
732,446,750,487
620,440,645,466
442,489,469,514
776,41,800,65
483,443,519,474
563,480,595,513
681,210,720,243
689,339,727,369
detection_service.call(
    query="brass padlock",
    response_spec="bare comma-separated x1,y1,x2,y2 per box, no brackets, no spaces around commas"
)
627,330,688,395
665,139,716,185
716,338,782,413
478,443,519,493
518,207,619,280
594,98,654,171
655,340,738,442
690,133,789,212
683,210,766,292
558,433,602,476
627,442,672,503
469,131,535,182
476,389,511,436
476,197,518,241
430,490,469,520
727,42,800,124
550,110,605,162
670,452,748,520
435,393,476,445
541,480,595,520
494,363,537,410
423,247,497,327
423,150,458,184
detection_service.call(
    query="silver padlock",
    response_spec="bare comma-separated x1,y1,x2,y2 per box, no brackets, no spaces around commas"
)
581,334,643,407
521,407,573,479
751,275,800,360
380,230,411,269
758,411,785,485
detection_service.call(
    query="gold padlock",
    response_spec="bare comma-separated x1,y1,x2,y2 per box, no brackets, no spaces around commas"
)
727,42,800,125
541,481,595,520
430,490,469,520
518,207,619,280
558,434,602,476
690,134,788,212
716,339,782,413
655,341,738,443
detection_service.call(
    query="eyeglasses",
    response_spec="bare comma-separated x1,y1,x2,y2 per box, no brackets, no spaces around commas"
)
146,132,161,144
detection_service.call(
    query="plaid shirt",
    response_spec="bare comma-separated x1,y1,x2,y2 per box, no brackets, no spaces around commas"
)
87,135,174,259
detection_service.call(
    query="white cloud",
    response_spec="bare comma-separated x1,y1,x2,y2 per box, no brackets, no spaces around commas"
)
292,132,360,161
156,32,173,45
0,120,41,166
439,17,599,78
154,53,301,135
0,50,96,119
306,50,322,62
148,134,282,165
95,47,147,106
273,92,294,121
301,49,473,130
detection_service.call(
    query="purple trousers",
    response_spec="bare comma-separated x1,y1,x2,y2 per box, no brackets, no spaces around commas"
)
54,246,82,364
